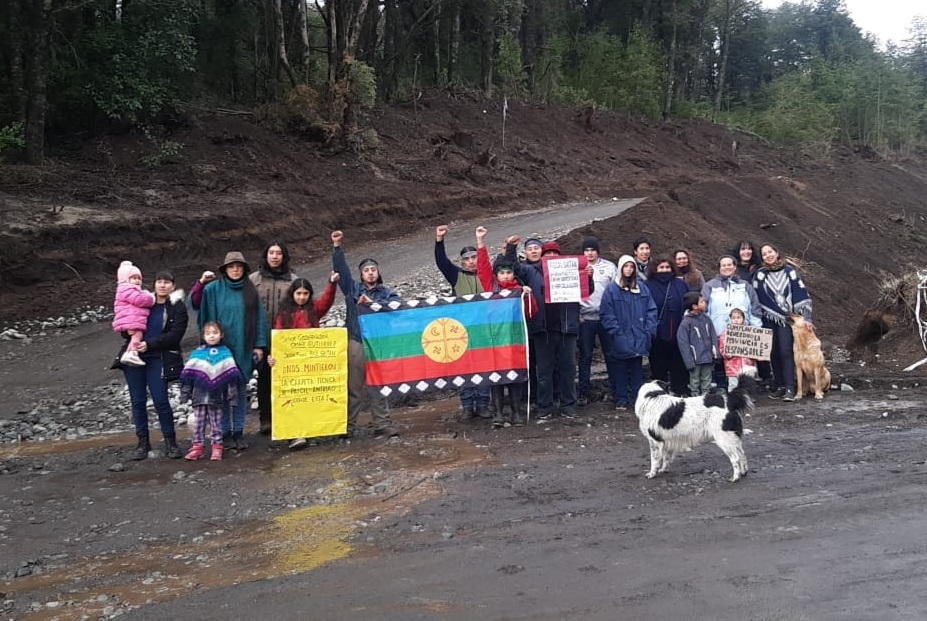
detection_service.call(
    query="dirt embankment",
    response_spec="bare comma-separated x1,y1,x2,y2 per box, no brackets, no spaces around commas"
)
2,92,927,363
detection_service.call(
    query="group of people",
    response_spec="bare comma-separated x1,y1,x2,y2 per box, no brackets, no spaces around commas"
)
434,229,816,422
111,225,816,460
112,232,401,462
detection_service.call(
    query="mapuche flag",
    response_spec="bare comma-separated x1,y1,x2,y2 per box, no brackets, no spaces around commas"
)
357,291,528,396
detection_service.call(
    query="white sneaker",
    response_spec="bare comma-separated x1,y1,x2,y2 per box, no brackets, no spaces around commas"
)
288,437,308,450
120,350,146,366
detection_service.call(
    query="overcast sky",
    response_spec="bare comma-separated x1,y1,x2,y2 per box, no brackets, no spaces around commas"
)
760,0,922,48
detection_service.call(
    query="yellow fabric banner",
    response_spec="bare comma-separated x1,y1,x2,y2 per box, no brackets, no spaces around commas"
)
271,328,348,440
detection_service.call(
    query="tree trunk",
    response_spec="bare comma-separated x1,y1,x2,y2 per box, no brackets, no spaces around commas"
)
379,0,398,100
663,0,677,119
480,0,495,98
714,0,732,119
520,0,540,92
447,0,460,85
23,0,52,164
431,0,441,86
271,0,298,88
3,0,27,119
296,0,310,82
330,0,370,136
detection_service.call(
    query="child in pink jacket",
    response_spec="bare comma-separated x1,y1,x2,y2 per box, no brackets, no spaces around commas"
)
719,307,757,390
113,261,156,367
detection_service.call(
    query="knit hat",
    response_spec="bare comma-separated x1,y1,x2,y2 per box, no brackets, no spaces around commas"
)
541,241,561,255
154,270,174,283
524,237,542,250
117,261,141,283
459,246,478,259
494,259,515,274
219,251,250,274
684,291,702,309
582,237,600,252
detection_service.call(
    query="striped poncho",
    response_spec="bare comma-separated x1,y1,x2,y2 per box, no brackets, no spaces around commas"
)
179,344,243,406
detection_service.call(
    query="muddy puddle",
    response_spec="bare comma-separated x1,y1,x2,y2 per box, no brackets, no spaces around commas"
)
5,401,489,620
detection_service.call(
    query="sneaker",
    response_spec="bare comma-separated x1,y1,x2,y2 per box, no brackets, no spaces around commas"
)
210,443,223,461
560,409,576,420
782,389,796,402
768,388,786,400
289,437,308,450
615,402,629,412
185,443,204,460
222,432,235,450
576,396,589,407
120,350,146,367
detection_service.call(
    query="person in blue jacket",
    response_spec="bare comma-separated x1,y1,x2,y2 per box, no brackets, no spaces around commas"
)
600,254,658,410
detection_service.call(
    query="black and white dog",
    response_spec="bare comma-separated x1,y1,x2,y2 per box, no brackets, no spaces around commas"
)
634,377,755,482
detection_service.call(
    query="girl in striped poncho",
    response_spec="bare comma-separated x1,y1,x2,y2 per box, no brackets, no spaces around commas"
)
179,322,243,461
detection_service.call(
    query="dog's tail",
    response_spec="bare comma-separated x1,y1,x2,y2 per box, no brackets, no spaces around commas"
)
724,374,757,437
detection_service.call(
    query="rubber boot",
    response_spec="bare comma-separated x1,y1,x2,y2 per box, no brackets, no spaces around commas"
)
132,435,151,461
510,383,526,427
491,386,506,427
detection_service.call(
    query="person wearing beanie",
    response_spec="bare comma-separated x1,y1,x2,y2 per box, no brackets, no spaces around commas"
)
600,255,657,410
475,226,536,427
503,234,590,420
331,230,401,438
434,225,491,419
676,290,718,396
700,254,763,392
112,260,156,368
249,240,299,435
189,251,269,451
118,268,188,461
577,236,618,406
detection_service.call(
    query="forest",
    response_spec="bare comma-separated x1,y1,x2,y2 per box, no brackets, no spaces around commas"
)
1,0,926,163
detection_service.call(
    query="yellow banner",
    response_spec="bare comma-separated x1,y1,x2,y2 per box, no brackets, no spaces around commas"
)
271,328,348,440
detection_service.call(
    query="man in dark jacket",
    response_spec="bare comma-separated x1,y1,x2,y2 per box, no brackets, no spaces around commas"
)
332,230,401,437
509,237,591,419
434,224,492,419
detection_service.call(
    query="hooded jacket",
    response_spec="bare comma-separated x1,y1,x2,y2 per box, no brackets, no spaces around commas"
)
600,255,658,359
677,310,719,370
701,273,763,336
642,272,690,343
113,283,156,332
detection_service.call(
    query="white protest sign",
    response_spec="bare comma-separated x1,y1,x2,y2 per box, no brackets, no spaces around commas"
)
723,323,772,361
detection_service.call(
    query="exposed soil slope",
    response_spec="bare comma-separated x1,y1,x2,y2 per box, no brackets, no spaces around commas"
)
2,91,927,364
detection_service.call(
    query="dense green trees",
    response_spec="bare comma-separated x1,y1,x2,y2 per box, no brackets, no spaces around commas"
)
0,0,924,161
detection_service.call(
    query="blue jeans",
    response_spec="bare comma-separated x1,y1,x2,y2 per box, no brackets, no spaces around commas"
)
460,385,491,410
577,319,619,398
613,357,643,406
221,377,248,435
123,359,175,439
534,332,577,412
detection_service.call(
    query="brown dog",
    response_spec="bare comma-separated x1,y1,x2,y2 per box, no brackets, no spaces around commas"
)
789,313,831,400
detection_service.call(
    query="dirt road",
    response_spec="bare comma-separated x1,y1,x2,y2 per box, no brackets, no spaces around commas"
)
3,386,927,620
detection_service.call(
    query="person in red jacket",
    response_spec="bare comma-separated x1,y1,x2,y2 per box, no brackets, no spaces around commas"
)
267,273,339,448
476,226,535,428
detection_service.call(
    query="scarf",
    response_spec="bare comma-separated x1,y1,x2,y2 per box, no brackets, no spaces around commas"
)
180,344,242,391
